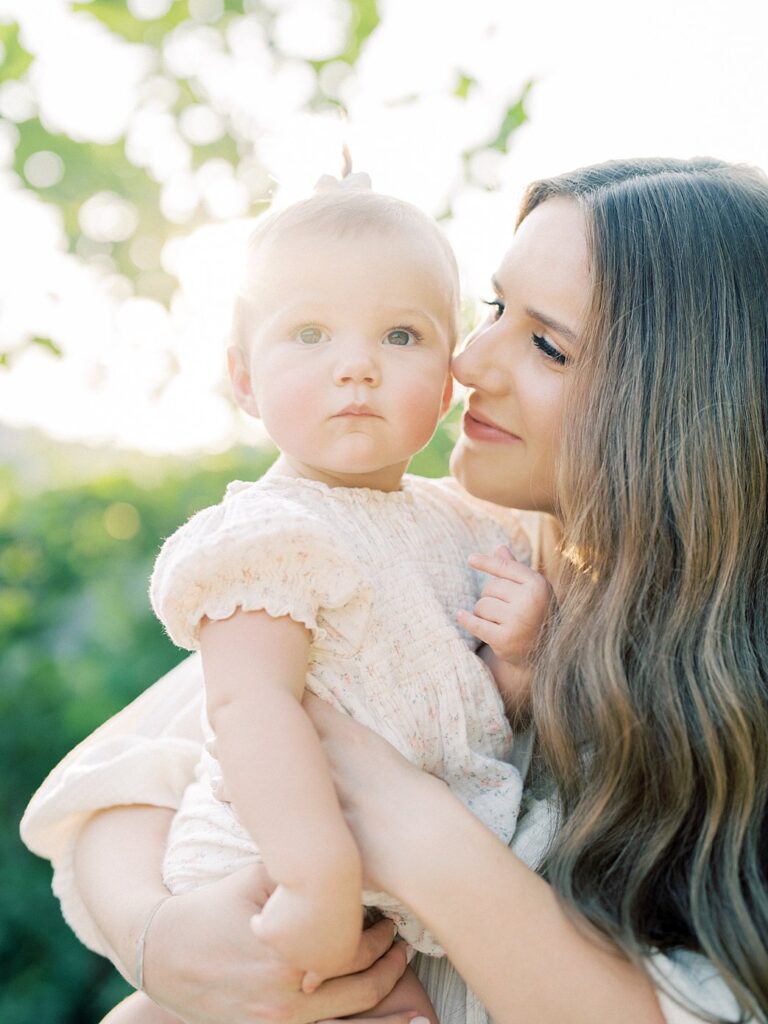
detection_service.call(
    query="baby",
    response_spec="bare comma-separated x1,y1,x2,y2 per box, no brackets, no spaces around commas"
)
120,177,550,1023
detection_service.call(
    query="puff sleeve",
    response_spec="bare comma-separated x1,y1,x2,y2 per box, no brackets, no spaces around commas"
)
149,482,371,655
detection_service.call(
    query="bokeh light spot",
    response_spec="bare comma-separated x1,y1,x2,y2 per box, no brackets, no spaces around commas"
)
179,103,225,145
273,0,350,61
130,234,162,270
0,587,33,629
24,151,65,189
79,192,139,243
103,502,141,540
128,0,174,18
0,80,36,122
189,0,224,23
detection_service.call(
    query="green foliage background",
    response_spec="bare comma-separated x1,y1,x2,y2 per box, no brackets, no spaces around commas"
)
1,2,529,1020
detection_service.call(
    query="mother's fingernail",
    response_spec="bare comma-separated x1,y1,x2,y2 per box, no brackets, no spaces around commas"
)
301,971,321,994
394,938,416,963
410,1017,430,1024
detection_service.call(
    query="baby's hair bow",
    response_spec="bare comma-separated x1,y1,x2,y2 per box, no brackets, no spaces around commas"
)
314,144,372,193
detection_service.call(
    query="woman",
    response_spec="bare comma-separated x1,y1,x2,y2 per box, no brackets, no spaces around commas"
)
22,157,768,1023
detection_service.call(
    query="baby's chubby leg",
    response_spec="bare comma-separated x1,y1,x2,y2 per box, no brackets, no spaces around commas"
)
100,992,181,1024
367,963,438,1024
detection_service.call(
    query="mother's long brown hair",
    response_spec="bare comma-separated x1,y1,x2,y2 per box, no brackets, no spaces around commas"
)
523,159,768,1019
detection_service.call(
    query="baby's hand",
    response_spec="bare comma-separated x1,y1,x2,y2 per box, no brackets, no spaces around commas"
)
458,545,553,666
250,880,363,993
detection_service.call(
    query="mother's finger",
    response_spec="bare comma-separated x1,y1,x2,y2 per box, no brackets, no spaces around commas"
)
302,920,399,994
346,919,398,973
307,941,410,1020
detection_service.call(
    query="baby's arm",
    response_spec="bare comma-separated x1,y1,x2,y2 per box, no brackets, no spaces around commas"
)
201,609,362,982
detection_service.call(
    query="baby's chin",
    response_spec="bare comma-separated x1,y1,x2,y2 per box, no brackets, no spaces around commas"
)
293,449,412,491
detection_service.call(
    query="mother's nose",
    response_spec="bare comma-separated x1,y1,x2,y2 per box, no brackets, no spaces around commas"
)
452,327,508,394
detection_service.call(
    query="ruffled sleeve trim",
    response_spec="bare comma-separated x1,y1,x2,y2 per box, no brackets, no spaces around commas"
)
150,486,371,655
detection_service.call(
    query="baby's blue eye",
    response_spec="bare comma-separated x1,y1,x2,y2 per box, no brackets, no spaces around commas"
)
383,329,416,347
297,327,325,345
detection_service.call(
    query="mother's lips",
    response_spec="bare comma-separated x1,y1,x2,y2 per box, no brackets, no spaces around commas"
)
463,410,522,442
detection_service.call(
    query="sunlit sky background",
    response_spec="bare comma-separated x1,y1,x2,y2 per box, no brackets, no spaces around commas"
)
0,0,766,455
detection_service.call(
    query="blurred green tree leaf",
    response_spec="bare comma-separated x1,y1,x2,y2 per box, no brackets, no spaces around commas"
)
72,0,195,43
487,81,533,153
0,22,32,81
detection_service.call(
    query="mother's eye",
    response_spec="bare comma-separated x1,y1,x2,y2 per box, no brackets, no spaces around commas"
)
532,333,567,366
482,298,505,321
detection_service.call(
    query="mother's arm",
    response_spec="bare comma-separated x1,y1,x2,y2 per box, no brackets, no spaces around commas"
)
305,697,666,1024
74,805,410,1024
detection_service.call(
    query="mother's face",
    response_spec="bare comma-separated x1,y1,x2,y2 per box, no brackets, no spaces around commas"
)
450,198,591,514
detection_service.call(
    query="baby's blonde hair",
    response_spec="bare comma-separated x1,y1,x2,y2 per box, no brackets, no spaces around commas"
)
231,186,461,351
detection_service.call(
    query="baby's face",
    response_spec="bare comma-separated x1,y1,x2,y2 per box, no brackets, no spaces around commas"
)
231,225,456,490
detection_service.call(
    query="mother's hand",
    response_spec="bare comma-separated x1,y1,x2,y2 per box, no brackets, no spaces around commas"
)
143,864,410,1024
303,695,438,894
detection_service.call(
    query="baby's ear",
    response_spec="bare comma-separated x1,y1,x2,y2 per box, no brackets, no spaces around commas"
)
227,345,260,418
440,374,454,416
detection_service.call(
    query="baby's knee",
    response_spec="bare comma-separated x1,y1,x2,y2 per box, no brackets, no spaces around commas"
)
100,991,182,1024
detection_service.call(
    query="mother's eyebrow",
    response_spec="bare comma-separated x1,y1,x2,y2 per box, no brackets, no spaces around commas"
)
490,277,579,343
525,306,579,344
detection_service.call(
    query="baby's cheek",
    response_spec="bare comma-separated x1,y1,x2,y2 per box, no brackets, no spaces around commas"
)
400,379,448,447
281,372,322,407
260,377,324,449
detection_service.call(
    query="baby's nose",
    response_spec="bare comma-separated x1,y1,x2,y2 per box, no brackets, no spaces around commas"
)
333,350,381,386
